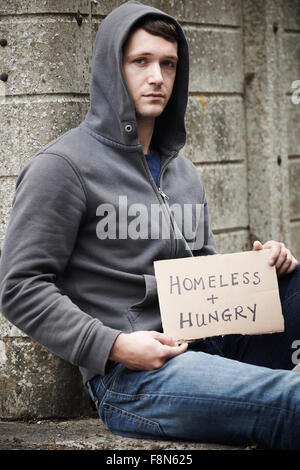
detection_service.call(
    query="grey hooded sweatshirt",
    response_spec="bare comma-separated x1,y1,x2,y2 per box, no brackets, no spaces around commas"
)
0,1,216,385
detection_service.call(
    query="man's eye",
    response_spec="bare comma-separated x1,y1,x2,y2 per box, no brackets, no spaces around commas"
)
134,58,146,65
163,61,176,68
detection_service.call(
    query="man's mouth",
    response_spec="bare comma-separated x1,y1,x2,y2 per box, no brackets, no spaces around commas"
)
143,93,165,98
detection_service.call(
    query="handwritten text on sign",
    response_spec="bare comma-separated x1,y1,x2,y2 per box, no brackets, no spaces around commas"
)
154,250,284,342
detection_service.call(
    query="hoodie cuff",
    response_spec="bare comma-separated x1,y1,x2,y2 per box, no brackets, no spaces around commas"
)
77,321,123,377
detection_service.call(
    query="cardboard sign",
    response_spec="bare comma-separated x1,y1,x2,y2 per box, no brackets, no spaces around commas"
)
154,250,284,342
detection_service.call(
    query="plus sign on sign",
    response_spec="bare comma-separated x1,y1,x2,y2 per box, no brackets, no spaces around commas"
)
154,250,284,343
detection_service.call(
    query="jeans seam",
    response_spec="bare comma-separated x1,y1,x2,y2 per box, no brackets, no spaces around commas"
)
109,390,151,399
96,378,105,396
96,365,126,409
94,364,122,397
108,391,300,416
98,383,109,411
110,365,126,391
103,402,165,435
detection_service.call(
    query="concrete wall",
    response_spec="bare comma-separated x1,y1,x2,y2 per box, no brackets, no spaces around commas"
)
0,0,299,418
283,1,300,260
243,0,300,259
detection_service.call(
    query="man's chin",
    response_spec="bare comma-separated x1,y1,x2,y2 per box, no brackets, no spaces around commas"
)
137,100,169,118
136,108,165,120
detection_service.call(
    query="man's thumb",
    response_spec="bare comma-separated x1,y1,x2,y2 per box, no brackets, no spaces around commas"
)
164,342,188,358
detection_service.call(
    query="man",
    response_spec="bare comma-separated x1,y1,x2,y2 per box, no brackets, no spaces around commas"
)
0,1,300,449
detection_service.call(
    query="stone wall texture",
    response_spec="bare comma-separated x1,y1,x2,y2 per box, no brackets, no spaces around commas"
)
0,0,299,418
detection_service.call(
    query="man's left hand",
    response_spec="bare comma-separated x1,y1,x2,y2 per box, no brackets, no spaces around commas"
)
253,240,298,277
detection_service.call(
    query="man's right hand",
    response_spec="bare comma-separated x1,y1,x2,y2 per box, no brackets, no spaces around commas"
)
109,330,188,371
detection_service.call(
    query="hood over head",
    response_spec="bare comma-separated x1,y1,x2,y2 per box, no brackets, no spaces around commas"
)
83,0,189,155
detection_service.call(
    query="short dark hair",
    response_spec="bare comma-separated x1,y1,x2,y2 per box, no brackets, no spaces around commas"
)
129,15,179,43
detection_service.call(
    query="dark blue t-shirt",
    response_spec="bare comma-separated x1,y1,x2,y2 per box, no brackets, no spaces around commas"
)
145,147,161,186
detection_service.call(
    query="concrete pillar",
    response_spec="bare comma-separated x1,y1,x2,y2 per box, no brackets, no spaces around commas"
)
242,0,298,251
0,0,94,418
282,1,300,260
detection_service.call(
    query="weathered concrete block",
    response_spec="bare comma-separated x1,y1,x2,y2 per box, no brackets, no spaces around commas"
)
0,98,90,176
282,34,300,93
286,98,300,157
175,0,242,25
289,160,300,219
281,3,300,260
0,112,21,176
0,335,95,419
92,0,242,26
184,96,246,163
242,0,292,247
91,17,102,45
282,0,300,31
0,18,90,95
290,221,300,261
197,164,248,231
247,156,290,244
0,176,16,249
184,26,244,93
0,0,90,15
214,229,251,254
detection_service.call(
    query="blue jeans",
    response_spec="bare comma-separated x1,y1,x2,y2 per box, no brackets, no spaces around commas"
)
87,264,300,449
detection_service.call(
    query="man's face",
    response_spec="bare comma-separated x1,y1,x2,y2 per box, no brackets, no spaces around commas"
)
123,28,178,122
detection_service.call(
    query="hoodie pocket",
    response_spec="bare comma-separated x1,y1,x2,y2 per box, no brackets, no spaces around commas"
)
126,274,159,328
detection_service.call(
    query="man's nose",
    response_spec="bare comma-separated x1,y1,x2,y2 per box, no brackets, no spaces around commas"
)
148,63,163,85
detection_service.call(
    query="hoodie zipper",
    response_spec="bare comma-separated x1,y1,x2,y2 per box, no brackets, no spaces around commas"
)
157,187,169,200
154,153,179,258
138,146,182,258
157,184,178,258
138,147,178,258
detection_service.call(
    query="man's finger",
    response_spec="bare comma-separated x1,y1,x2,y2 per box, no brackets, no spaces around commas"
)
253,240,278,266
277,256,292,277
263,241,281,266
287,258,299,274
253,240,263,250
274,245,289,270
278,256,298,277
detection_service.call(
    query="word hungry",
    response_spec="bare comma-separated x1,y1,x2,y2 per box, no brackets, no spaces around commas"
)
179,304,257,330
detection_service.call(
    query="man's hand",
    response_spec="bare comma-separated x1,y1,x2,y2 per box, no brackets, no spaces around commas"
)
109,330,188,371
253,240,298,277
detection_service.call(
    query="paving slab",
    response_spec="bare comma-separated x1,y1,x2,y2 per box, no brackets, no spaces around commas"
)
0,417,246,451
